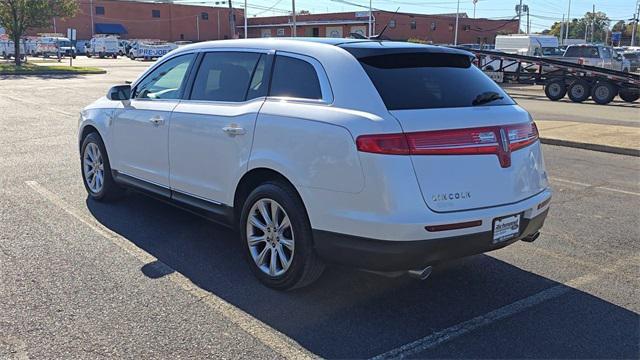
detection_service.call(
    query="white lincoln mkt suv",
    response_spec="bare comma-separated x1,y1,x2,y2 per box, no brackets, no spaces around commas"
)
78,38,551,290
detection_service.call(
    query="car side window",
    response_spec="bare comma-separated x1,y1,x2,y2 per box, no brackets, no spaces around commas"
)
190,52,266,102
133,53,195,100
269,55,322,100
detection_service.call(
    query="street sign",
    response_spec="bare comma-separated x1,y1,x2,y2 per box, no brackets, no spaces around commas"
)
611,32,621,42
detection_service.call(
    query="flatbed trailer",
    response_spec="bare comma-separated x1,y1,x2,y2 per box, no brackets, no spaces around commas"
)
470,49,640,105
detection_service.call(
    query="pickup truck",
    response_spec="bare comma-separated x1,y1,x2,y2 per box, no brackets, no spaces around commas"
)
560,45,631,73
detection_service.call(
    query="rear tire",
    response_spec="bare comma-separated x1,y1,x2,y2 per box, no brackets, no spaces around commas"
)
544,78,567,101
80,132,122,201
240,181,325,290
567,79,591,103
619,89,640,103
590,81,617,105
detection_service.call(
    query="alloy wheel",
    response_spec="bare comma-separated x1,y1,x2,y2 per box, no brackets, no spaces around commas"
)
83,142,104,193
246,198,294,277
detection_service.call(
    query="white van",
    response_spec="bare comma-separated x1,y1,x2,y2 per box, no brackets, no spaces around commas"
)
86,35,119,58
495,35,560,57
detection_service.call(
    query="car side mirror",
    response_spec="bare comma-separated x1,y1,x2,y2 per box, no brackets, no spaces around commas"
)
107,85,131,101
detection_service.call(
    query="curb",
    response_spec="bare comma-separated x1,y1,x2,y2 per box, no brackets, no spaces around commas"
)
0,70,106,75
540,137,640,157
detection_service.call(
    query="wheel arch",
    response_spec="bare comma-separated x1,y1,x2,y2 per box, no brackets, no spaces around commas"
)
233,167,307,227
79,124,101,151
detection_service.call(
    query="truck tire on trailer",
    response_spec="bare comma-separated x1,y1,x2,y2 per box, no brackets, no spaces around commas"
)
590,81,617,105
544,78,567,101
112,54,117,59
619,88,640,102
567,80,591,103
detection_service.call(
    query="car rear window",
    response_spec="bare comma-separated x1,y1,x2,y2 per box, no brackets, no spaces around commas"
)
356,52,514,110
564,46,599,58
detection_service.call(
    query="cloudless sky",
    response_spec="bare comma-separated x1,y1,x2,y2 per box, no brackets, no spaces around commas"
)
210,0,638,33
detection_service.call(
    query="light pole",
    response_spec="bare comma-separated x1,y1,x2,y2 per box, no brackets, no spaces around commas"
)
631,0,640,46
90,0,95,36
454,0,460,45
292,0,297,37
368,0,372,37
565,0,572,43
244,0,248,38
517,0,523,34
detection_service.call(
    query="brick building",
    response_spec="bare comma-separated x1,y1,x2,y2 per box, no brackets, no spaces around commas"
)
28,1,516,45
30,0,244,41
244,11,518,45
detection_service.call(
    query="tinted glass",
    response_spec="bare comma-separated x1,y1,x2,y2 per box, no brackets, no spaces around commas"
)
270,56,322,100
134,54,194,100
564,46,599,58
357,52,514,110
190,52,265,102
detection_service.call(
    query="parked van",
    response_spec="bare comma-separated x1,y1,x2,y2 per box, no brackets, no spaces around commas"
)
86,35,119,58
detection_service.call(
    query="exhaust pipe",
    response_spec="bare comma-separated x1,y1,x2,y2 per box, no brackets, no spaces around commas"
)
407,266,433,280
521,232,540,243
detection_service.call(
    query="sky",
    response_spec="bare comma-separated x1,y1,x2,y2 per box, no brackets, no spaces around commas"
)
178,0,639,33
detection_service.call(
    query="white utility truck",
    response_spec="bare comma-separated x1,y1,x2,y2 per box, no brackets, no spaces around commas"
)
128,40,177,60
85,35,119,58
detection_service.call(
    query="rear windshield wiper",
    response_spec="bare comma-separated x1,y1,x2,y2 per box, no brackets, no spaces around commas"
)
472,91,504,106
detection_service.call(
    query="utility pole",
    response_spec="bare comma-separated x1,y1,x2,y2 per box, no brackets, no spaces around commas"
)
196,15,200,41
454,0,460,45
90,0,95,36
244,0,248,39
560,14,564,45
368,0,372,37
517,0,523,34
292,0,297,37
632,0,639,46
591,4,595,43
228,0,236,39
526,7,530,35
565,0,571,42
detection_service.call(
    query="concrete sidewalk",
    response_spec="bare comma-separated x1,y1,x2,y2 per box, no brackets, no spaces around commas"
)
537,120,640,157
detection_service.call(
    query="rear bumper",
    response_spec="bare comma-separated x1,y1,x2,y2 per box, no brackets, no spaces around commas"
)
313,209,548,272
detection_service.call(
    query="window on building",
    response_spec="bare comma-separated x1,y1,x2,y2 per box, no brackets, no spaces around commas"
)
270,55,322,100
313,27,320,37
463,24,471,31
388,19,396,29
152,9,161,18
95,6,105,15
410,19,417,30
190,52,267,102
276,28,285,36
201,12,209,20
430,22,436,31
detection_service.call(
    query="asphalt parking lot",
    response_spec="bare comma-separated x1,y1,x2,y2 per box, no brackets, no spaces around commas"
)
1,57,639,359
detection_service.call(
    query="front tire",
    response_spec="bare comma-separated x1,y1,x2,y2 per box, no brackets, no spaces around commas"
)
240,181,324,290
80,132,121,201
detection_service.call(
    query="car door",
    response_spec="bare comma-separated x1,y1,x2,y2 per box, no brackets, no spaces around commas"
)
112,53,196,188
169,50,271,204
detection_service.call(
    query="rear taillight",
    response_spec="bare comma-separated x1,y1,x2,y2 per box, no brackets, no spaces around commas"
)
356,122,539,168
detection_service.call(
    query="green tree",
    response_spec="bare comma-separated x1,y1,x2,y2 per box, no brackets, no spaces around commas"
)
0,0,77,65
543,11,609,43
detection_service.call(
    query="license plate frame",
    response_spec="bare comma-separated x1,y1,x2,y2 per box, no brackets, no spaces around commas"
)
492,213,522,244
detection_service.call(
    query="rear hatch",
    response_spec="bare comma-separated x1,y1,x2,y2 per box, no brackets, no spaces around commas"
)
350,47,548,212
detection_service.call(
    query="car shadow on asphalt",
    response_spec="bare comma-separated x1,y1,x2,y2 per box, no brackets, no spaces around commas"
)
86,192,639,359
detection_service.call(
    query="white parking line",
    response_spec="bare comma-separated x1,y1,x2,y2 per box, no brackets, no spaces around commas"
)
25,181,315,360
551,177,640,197
370,254,638,360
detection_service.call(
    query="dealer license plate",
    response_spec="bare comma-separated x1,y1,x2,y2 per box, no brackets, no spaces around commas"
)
493,214,521,243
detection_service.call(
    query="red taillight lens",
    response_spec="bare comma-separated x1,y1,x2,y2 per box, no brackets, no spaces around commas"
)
406,127,499,155
508,122,539,151
356,122,539,168
356,133,410,155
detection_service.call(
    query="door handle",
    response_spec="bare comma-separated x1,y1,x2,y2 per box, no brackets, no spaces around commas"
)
149,116,165,126
222,125,246,136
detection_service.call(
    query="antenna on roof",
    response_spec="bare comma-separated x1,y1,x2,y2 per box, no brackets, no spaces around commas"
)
370,7,400,40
